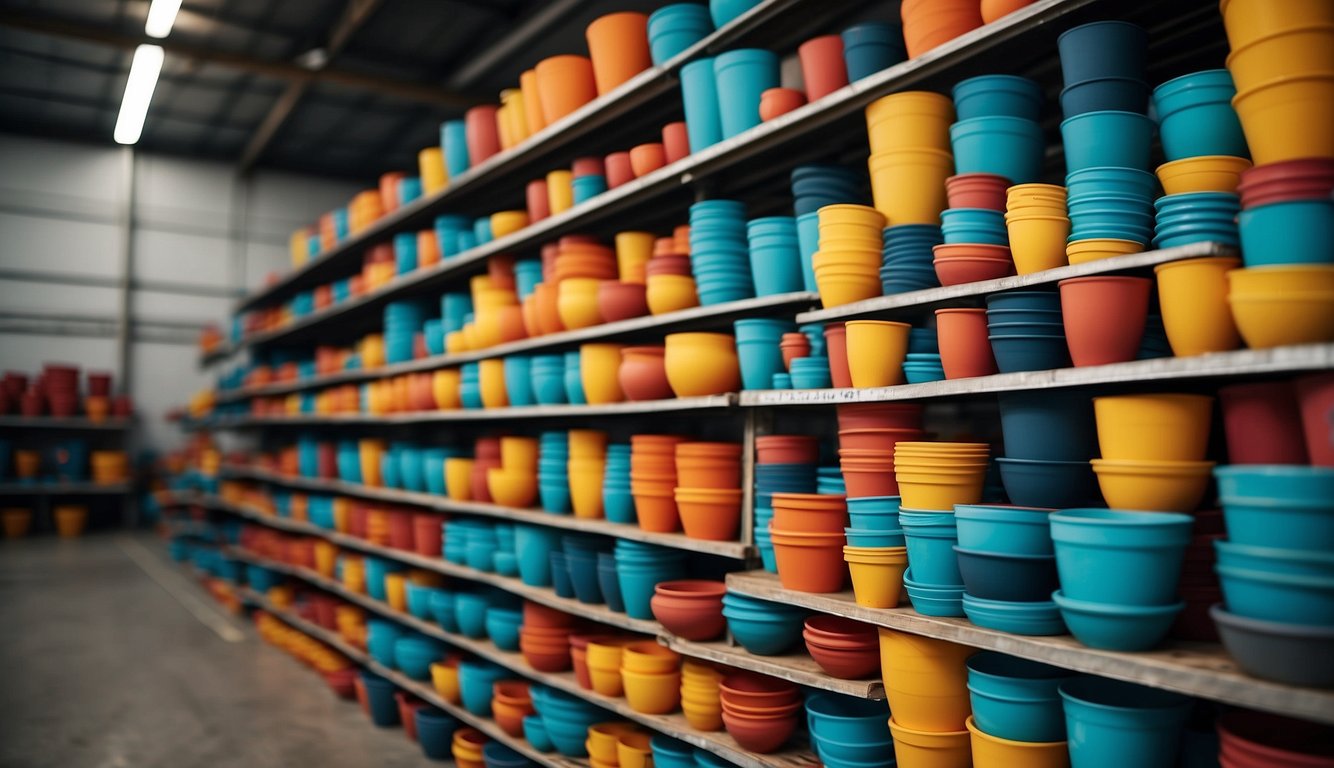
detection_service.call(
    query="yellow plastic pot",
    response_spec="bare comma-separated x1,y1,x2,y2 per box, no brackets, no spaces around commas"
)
1226,25,1334,92
844,546,909,608
359,439,386,487
479,358,509,408
865,91,955,154
966,717,1069,768
1220,0,1334,50
587,640,626,669
681,700,723,731
445,458,475,500
1232,74,1334,164
490,210,530,239
385,573,407,611
1093,393,1214,461
500,436,539,471
569,429,609,458
548,169,575,214
1091,458,1217,512
617,731,656,768
615,231,655,283
1155,156,1252,195
664,332,741,397
889,718,972,768
432,368,462,409
1065,238,1143,265
621,641,680,673
558,277,606,330
844,320,911,388
682,659,724,685
1154,257,1242,356
1230,264,1334,294
418,147,447,193
646,274,699,315
819,203,889,227
878,629,974,732
332,498,351,533
488,468,538,508
314,540,338,577
815,270,882,308
1230,292,1334,348
568,461,606,518
588,723,640,762
1005,214,1070,275
896,472,986,512
869,149,954,225
589,664,626,697
620,668,681,714
582,343,626,404
341,558,365,593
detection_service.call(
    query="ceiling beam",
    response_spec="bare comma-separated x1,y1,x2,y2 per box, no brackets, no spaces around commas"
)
0,11,477,109
238,0,384,172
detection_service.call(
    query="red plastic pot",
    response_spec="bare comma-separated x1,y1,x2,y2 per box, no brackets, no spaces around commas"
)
387,509,415,551
837,428,925,452
619,346,673,402
598,281,650,323
798,35,848,101
662,122,690,163
836,402,924,431
720,710,799,753
755,435,820,465
936,308,998,379
779,333,812,371
1295,373,1334,467
824,322,853,388
571,156,605,178
412,514,442,556
759,88,808,121
651,580,727,640
606,152,635,189
1059,276,1151,367
1219,381,1310,464
1238,158,1334,208
396,691,427,741
945,173,1011,211
719,673,801,707
803,637,880,678
933,244,1016,286
770,528,848,593
1218,709,1334,767
465,105,502,167
838,462,901,498
526,179,551,222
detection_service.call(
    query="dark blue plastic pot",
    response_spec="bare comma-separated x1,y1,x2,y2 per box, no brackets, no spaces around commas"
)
949,116,1045,184
596,553,626,612
986,290,1061,312
360,671,400,726
483,741,531,768
952,74,1043,120
997,386,1096,462
1059,77,1149,118
1057,21,1148,87
966,652,1071,742
806,691,892,746
954,546,1059,602
550,551,575,598
1053,590,1184,651
429,590,458,632
962,593,1066,635
1060,111,1156,174
841,22,906,81
989,335,1071,373
648,4,713,66
996,457,1101,508
1060,676,1190,768
416,707,461,759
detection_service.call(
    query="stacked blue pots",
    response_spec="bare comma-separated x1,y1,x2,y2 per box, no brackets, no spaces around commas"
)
881,224,943,294
690,199,755,304
903,353,945,383
384,300,427,364
1050,509,1193,651
721,592,808,653
440,290,473,334
951,75,1045,184
505,355,535,407
473,217,492,246
459,362,483,408
966,653,1072,743
753,450,819,571
464,522,498,573
713,48,778,139
523,714,552,752
1057,21,1149,118
1065,166,1157,245
296,435,318,478
847,496,903,539
440,121,469,178
648,4,714,66
515,523,560,587
394,231,418,275
332,277,351,303
364,556,404,600
397,443,425,492
680,58,723,152
405,580,439,620
816,466,845,496
1152,192,1241,249
485,606,523,651
455,590,491,638
735,318,796,390
532,354,567,405
380,448,402,489
443,521,469,565
841,22,906,82
791,165,862,216
360,670,400,726
1059,677,1191,768
394,634,444,680
563,350,586,405
422,447,453,495
494,524,518,576
1152,69,1247,162
515,260,544,299
955,503,1065,635
458,659,508,716
985,290,1071,373
332,208,349,240
651,735,696,768
614,539,688,619
424,319,445,356
532,685,607,757
538,431,571,513
1211,466,1334,686
805,692,894,768
551,550,574,598
563,535,609,604
746,217,804,296
603,444,634,523
995,387,1099,508
789,356,832,389
1239,199,1334,267
900,508,964,616
597,552,626,612
941,208,1008,245
434,214,473,258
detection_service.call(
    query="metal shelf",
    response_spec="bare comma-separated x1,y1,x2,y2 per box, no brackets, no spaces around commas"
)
230,551,816,768
0,416,133,430
0,482,130,496
222,465,752,559
794,242,1235,325
238,586,588,768
662,638,884,701
215,292,818,404
208,0,1108,362
726,570,1334,726
739,344,1334,407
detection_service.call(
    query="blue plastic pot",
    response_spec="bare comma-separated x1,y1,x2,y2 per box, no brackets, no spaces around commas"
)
523,714,553,752
440,120,469,178
747,240,804,296
996,457,1101,508
550,551,574,598
952,74,1043,120
466,539,496,573
986,290,1061,312
1152,69,1247,161
1216,464,1334,502
428,590,458,632
483,741,529,768
1057,21,1148,87
502,355,535,407
1060,77,1149,118
617,562,688,619
604,486,635,524
962,593,1066,635
648,4,713,65
806,691,892,745
494,551,518,577
902,567,965,616
903,364,946,384
714,48,779,139
680,58,723,152
720,605,805,655
989,335,1071,373
1216,565,1334,624
380,451,402,489
710,0,760,28
954,504,1054,555
458,660,508,716
394,636,443,680
485,607,523,651
841,22,906,81
652,735,697,768
1052,590,1185,651
360,671,400,726
532,365,568,405
1239,199,1334,267
955,546,1059,602
845,527,905,547
454,592,491,638
966,652,1071,742
416,708,461,759
571,174,607,205
515,260,543,299
940,207,1008,245
364,557,402,600
795,211,820,292
596,553,626,613
1061,110,1156,173
1050,509,1193,605
997,388,1096,461
1064,167,1157,202
950,116,1045,184
1060,676,1190,768
405,582,438,620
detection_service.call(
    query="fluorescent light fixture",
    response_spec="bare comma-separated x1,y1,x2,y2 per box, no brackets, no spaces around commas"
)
114,44,164,145
144,0,184,38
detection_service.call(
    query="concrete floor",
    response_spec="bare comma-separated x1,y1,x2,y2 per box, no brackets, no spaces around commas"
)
0,533,437,768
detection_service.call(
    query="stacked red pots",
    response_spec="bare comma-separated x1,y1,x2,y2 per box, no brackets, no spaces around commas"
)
718,673,802,753
836,403,926,498
802,615,879,679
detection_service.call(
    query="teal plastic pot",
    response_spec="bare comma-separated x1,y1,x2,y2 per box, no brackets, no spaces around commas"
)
1060,676,1190,768
1060,110,1156,174
1050,508,1193,606
714,49,779,139
680,58,723,152
966,652,1071,742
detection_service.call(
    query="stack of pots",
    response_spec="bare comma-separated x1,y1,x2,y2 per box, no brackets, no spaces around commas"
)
1173,509,1224,642
491,681,533,737
532,686,606,757
720,591,808,656
581,342,626,405
620,345,672,402
864,91,955,230
647,4,713,67
537,431,571,512
584,637,629,695
836,402,924,498
881,223,943,294
896,443,990,617
1211,465,1334,686
601,444,633,524
770,492,848,593
734,319,796,390
1153,188,1241,251
902,327,944,382
620,641,682,715
645,239,699,316
679,659,725,730
982,291,1067,374
1005,180,1072,275
673,442,744,541
879,629,975,765
745,218,805,297
384,301,428,364
652,580,727,641
813,204,886,308
487,436,538,508
753,435,819,571
995,387,1100,508
568,429,607,519
614,540,688,620
949,75,1046,229
718,674,802,753
689,200,756,304
1216,709,1334,765
954,499,1063,637
964,653,1073,765
532,354,567,405
1090,393,1215,513
792,164,863,292
805,692,895,768
803,615,880,680
564,535,611,605
630,434,687,532
520,601,577,672
841,22,906,82
555,240,618,332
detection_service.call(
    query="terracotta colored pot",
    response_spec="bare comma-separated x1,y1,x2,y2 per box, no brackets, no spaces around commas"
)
465,105,502,167
719,673,801,707
520,69,546,136
630,143,668,177
1218,381,1309,464
586,12,651,95
755,435,820,465
837,402,924,431
823,322,853,388
770,528,848,592
1238,157,1334,208
839,462,901,498
632,487,680,532
535,55,598,124
1058,276,1151,367
798,35,848,101
838,427,925,452
759,88,807,121
412,514,442,556
571,156,605,178
652,580,727,640
662,122,690,163
1296,373,1334,466
806,614,879,644
803,637,881,678
619,346,673,402
1218,710,1334,767
526,179,550,222
936,308,998,379
598,281,650,323
901,0,984,59
779,333,812,371
720,711,799,754
946,173,1011,211
524,600,577,628
606,152,635,188
675,459,741,490
933,243,1015,285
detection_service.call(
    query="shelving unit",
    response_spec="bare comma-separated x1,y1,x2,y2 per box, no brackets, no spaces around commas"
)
0,416,132,430
0,482,131,496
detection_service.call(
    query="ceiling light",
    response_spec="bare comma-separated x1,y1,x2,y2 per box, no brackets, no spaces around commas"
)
144,0,184,38
114,44,164,145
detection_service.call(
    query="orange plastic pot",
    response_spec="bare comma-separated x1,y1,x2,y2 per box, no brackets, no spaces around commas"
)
520,69,546,136
1059,276,1151,367
606,151,635,188
54,505,87,538
755,435,820,464
535,55,598,124
630,143,667,177
3,507,32,539
662,121,690,163
632,486,680,532
675,460,741,490
981,0,1036,22
586,12,651,95
675,488,743,540
619,346,673,401
770,528,848,593
823,322,854,388
901,0,984,59
772,493,848,532
936,308,998,379
760,88,808,121
799,35,849,101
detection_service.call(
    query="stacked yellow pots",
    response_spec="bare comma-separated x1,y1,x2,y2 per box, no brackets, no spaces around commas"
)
619,641,681,715
813,204,886,307
487,436,539,508
1005,184,1070,273
680,660,725,730
568,429,608,518
893,442,991,510
865,92,956,226
880,629,975,766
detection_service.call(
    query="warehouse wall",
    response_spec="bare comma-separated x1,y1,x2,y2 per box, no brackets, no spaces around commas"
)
0,133,361,452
